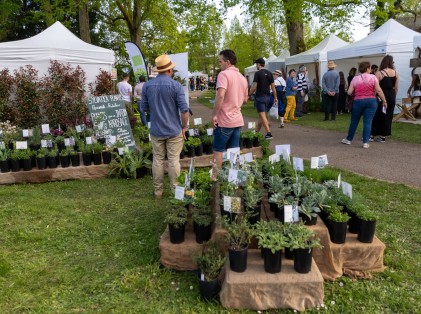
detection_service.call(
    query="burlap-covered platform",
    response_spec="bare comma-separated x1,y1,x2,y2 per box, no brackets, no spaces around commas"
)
219,249,324,312
309,219,386,280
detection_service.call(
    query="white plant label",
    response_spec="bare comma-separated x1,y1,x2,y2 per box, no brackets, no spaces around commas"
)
193,118,202,125
118,147,124,155
337,172,342,189
47,140,53,148
16,141,28,149
22,129,29,137
310,157,319,169
85,137,92,145
206,128,213,136
293,157,304,171
174,186,185,200
147,122,151,129
226,147,240,155
0,142,4,149
148,134,151,141
248,122,256,129
341,181,353,198
0,130,3,137
268,154,277,164
64,138,71,146
41,124,50,134
278,148,290,163
200,274,205,281
188,129,195,137
223,196,231,212
106,135,116,146
275,144,291,157
41,140,48,148
242,152,253,163
284,205,299,223
228,168,238,184
229,152,240,169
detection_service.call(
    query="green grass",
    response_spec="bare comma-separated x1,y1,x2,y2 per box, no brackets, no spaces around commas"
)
0,170,420,313
198,90,421,144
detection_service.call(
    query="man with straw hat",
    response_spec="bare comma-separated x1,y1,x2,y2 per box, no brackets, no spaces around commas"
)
140,54,189,199
322,60,340,121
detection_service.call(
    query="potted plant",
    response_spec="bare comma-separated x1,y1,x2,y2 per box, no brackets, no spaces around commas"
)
346,202,366,234
54,135,65,152
108,151,136,179
193,239,226,301
70,149,80,167
20,149,32,171
92,142,103,165
59,148,71,168
186,137,202,157
165,200,188,244
0,149,10,173
299,196,321,225
9,149,21,172
221,214,252,272
357,210,379,243
192,169,214,192
192,211,213,244
132,149,152,179
288,223,322,273
327,206,350,244
81,144,93,166
36,148,48,170
101,145,113,164
269,192,295,223
243,180,262,225
252,131,263,147
29,126,42,151
219,182,241,223
241,131,254,148
255,220,288,273
200,134,213,155
47,149,58,168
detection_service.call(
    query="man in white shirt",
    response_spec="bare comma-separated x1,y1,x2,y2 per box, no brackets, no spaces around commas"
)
117,73,133,116
134,76,147,126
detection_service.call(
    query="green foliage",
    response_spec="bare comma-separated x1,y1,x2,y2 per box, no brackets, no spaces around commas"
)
36,148,48,158
221,214,253,250
108,149,151,179
240,130,255,140
287,223,322,250
0,148,10,161
93,142,104,154
193,239,226,281
47,149,58,158
9,149,21,160
88,69,112,96
357,209,380,222
185,137,201,147
191,169,213,191
299,196,321,219
164,206,187,229
255,220,289,253
328,207,350,223
0,69,14,122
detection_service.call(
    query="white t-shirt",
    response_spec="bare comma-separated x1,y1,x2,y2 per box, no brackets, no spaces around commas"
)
117,80,132,102
274,77,286,92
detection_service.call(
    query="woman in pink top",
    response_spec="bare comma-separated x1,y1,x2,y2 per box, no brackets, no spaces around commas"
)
341,61,387,149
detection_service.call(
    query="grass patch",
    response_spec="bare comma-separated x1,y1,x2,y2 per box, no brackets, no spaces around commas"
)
0,170,420,313
197,90,421,144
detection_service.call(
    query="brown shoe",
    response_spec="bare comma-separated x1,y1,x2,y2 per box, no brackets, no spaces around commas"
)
154,190,163,199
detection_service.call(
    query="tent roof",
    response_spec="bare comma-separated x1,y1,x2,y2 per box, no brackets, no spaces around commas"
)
269,50,291,63
285,34,348,65
328,19,420,60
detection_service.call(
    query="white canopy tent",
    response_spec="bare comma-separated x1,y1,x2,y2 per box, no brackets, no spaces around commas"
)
267,50,291,73
244,54,277,86
285,34,348,85
0,21,115,87
327,19,419,102
189,71,208,79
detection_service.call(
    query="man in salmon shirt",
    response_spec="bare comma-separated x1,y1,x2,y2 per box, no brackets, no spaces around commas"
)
212,49,248,177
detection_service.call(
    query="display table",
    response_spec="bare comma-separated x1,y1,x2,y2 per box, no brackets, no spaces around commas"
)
219,249,324,312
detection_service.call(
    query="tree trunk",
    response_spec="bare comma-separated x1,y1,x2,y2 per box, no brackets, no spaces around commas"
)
79,1,91,43
283,0,305,55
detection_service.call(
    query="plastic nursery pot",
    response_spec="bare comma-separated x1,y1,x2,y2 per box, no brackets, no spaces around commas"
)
47,156,57,169
294,248,313,273
357,220,376,243
0,160,10,173
301,214,318,226
252,137,260,147
263,249,282,274
199,277,220,301
243,138,253,149
179,150,185,159
93,152,102,165
36,157,46,170
168,223,186,244
348,215,361,234
194,143,203,157
328,221,348,244
204,143,213,155
22,158,32,171
102,151,112,164
284,247,295,260
220,205,237,224
136,167,148,179
59,155,70,168
70,154,80,167
187,146,195,158
228,245,248,273
82,153,92,166
195,223,212,244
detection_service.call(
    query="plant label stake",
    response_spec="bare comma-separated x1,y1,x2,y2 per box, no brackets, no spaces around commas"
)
188,129,195,137
337,172,342,188
284,205,299,223
41,124,50,134
64,138,71,146
22,129,29,137
206,128,213,136
0,142,4,149
86,137,92,145
248,122,255,129
175,186,185,200
341,181,352,198
223,196,231,212
194,118,202,125
16,141,28,150
293,157,304,171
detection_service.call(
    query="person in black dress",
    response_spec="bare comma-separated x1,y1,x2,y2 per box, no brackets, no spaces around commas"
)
346,67,357,112
371,55,399,142
337,71,347,114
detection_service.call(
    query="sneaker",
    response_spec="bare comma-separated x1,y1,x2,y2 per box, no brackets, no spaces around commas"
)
363,143,369,149
375,137,385,143
341,139,351,145
278,124,285,128
265,133,273,140
369,136,375,142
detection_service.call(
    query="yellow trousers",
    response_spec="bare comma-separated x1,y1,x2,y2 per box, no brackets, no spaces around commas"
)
284,96,296,120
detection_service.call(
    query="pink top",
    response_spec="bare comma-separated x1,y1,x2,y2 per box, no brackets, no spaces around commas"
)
351,73,378,100
216,66,248,128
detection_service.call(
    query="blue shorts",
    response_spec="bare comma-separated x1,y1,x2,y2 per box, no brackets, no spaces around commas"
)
212,126,241,152
254,95,270,113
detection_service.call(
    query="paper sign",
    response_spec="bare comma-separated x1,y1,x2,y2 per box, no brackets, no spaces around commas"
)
227,147,240,155
337,172,342,188
70,137,76,146
174,186,185,200
147,122,151,129
341,181,352,198
22,129,29,137
284,205,294,223
16,141,28,149
228,168,238,184
41,140,47,148
64,138,71,146
248,122,256,129
0,142,5,149
278,149,290,163
47,140,53,148
188,129,195,137
76,125,82,133
118,147,124,155
269,154,277,164
275,144,291,157
310,157,319,169
86,137,92,145
223,196,231,212
206,128,213,136
41,124,50,134
293,157,304,171
106,135,116,146
319,154,328,166
200,274,205,281
241,152,253,163
193,118,202,125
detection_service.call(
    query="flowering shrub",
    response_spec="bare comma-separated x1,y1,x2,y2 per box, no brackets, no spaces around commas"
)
41,60,87,127
89,69,112,96
0,69,14,122
13,65,43,128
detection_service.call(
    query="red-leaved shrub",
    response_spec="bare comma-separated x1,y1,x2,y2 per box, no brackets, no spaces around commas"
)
89,69,113,96
0,68,14,122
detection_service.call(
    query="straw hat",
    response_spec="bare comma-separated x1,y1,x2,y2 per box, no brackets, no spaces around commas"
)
153,54,176,72
273,70,283,76
327,60,337,68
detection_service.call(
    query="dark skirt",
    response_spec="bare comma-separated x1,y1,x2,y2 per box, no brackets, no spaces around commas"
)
371,89,395,136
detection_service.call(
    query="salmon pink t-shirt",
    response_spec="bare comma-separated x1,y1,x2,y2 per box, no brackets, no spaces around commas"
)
351,73,377,100
216,67,248,128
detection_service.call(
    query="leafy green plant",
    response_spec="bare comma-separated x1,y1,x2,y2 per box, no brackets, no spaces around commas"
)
221,214,253,250
328,207,350,222
299,196,321,219
192,189,211,209
93,142,104,154
81,144,93,155
191,169,213,190
255,220,288,253
164,207,188,229
243,183,262,209
288,223,323,251
59,148,71,157
185,137,201,147
357,209,379,221
192,212,213,227
200,134,213,145
240,130,255,140
0,148,10,161
193,239,226,281
108,152,136,178
47,149,58,158
29,126,42,146
36,148,48,158
9,150,21,160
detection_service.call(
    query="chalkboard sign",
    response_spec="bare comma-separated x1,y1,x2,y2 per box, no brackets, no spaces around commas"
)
87,95,135,148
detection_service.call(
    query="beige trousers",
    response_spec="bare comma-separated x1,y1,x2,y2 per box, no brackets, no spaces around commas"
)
151,133,184,193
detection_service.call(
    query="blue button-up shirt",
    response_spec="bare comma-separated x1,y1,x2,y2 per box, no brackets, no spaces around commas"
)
140,74,189,137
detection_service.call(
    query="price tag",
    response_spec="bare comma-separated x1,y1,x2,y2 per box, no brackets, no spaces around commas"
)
70,137,76,146
318,154,328,167
223,196,231,212
0,141,5,149
293,157,304,171
228,168,238,183
341,181,352,198
193,118,202,125
279,149,290,163
188,129,195,137
248,122,255,129
206,128,213,136
16,141,28,149
229,152,240,169
226,147,240,155
22,129,29,137
41,140,47,148
41,124,50,134
237,170,247,186
284,205,299,223
174,186,185,200
86,137,92,145
310,157,319,169
64,138,71,146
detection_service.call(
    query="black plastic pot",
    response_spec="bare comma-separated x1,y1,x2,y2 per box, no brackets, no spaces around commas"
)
70,154,80,167
82,153,92,166
36,157,47,170
294,248,313,273
229,245,248,273
0,160,10,173
187,146,195,158
348,215,361,234
269,202,277,213
10,159,20,172
168,223,185,244
59,155,70,168
301,214,317,226
203,143,213,155
57,142,65,152
357,220,376,243
199,277,219,301
277,206,285,223
263,249,282,273
47,156,58,169
246,204,261,225
102,151,112,164
29,144,41,151
93,152,102,165
239,138,244,149
284,247,295,260
243,138,253,148
21,158,32,171
252,137,260,147
136,167,149,179
195,143,203,157
328,220,348,244
195,223,212,244
30,156,36,167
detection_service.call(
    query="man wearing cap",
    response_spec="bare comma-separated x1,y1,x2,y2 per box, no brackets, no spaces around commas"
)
296,65,309,117
322,60,340,121
271,70,286,128
212,49,248,176
140,54,189,199
249,57,277,139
